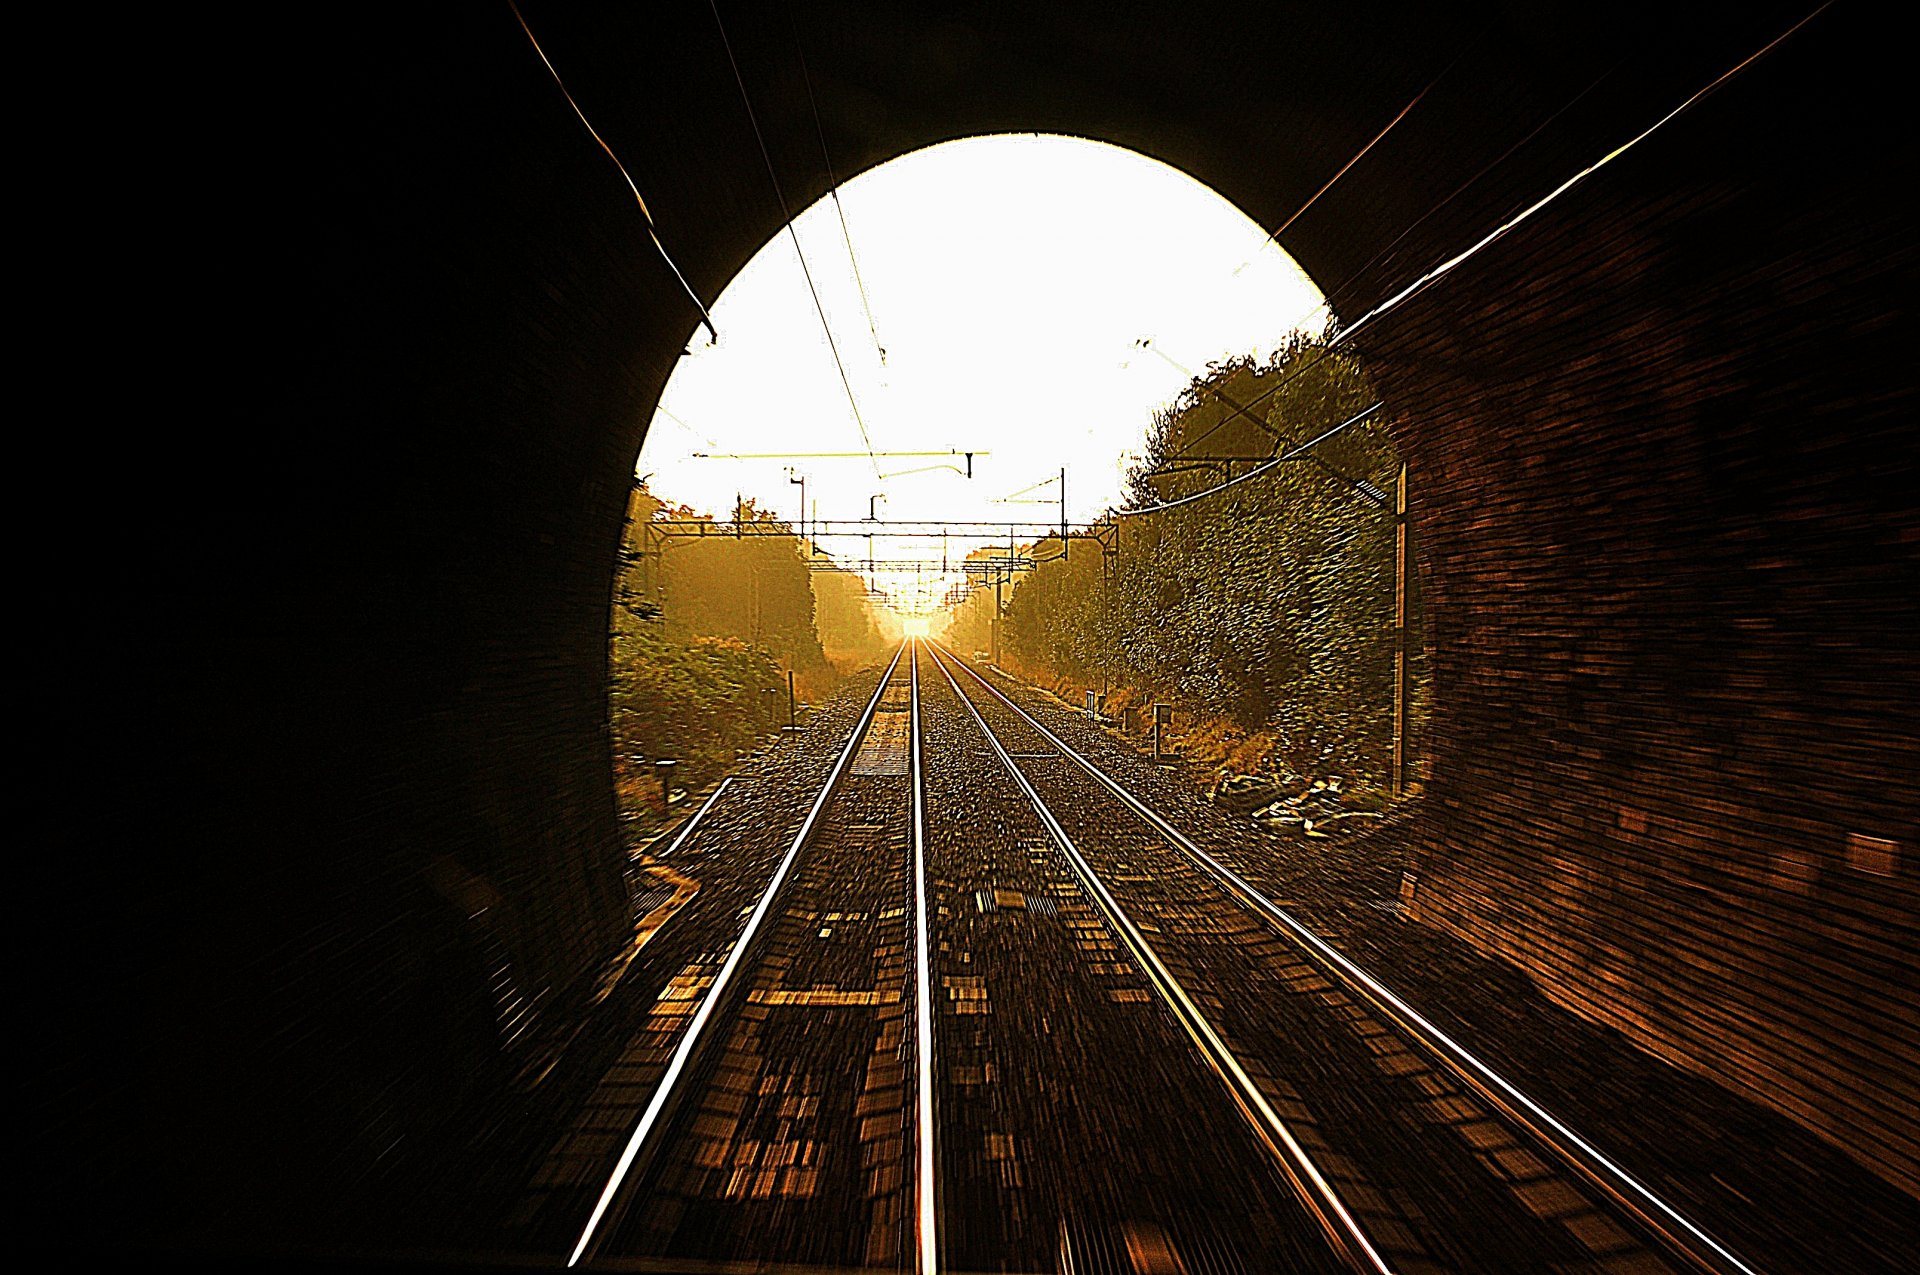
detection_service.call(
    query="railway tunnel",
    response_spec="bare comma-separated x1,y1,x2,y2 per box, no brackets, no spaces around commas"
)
42,0,1914,1262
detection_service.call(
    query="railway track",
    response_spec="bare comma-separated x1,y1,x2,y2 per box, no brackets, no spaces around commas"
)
558,645,935,1269
923,641,1761,1275
519,639,1763,1274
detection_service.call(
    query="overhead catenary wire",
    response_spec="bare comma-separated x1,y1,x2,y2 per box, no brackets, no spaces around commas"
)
995,472,1061,502
1127,49,1458,461
508,1,718,345
792,20,888,369
652,404,721,451
1135,338,1285,460
1335,0,1834,348
1162,67,1607,466
1307,65,1616,334
1137,339,1390,508
1131,1,1834,517
708,0,883,479
1116,403,1384,517
1257,65,1449,252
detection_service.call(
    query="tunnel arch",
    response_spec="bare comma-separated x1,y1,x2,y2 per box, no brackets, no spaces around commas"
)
635,131,1337,529
68,0,1915,1255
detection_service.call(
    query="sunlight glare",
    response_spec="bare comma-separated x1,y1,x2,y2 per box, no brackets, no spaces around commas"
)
640,133,1326,605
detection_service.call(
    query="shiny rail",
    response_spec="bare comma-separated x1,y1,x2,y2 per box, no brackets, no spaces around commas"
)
568,645,910,1267
650,775,736,859
926,643,1394,1275
933,642,1761,1275
908,641,940,1273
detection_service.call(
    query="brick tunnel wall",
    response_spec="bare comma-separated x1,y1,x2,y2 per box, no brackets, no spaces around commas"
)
1374,179,1918,1195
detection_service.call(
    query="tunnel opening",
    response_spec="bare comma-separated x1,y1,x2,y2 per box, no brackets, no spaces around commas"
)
617,134,1428,846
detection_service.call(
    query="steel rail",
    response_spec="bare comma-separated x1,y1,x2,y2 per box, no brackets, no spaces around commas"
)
567,645,908,1267
933,643,1761,1275
925,644,1393,1275
652,776,736,858
908,641,941,1274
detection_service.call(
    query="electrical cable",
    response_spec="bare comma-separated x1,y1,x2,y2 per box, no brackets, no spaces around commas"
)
996,473,1061,502
1120,48,1461,470
793,19,888,368
1135,339,1284,460
1136,1,1833,511
1309,66,1615,335
652,404,721,450
1258,68,1446,251
1165,66,1610,467
508,1,718,345
1336,0,1835,347
708,0,883,479
1117,403,1383,518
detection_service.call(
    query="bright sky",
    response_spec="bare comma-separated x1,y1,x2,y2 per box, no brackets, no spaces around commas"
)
640,134,1326,611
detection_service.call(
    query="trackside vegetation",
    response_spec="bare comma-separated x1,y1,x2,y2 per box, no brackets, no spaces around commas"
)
610,483,896,834
946,334,1427,794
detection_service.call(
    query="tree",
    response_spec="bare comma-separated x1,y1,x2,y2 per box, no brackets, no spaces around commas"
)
969,334,1421,787
812,559,892,669
654,499,830,676
607,483,834,827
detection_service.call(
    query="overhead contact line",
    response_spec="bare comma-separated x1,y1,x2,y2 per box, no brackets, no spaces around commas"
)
792,18,889,370
1147,2,1837,509
508,1,719,345
708,0,883,479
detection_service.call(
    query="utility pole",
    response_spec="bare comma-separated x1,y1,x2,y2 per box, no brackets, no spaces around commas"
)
641,518,654,605
787,469,806,542
994,523,1015,666
991,569,1002,667
1105,533,1121,702
864,493,885,592
1392,462,1410,799
1059,466,1067,545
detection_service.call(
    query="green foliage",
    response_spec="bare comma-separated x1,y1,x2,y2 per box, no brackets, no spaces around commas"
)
943,545,1019,660
609,622,787,788
609,483,853,813
1003,536,1105,679
813,563,892,667
649,499,831,675
994,336,1425,784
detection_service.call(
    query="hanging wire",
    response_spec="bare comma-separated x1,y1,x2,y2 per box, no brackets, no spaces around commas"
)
1169,66,1612,466
792,19,888,368
1258,66,1449,252
651,403,721,451
1336,0,1834,346
507,1,718,345
1135,339,1282,459
995,472,1061,503
1133,0,1834,512
1118,403,1384,517
708,0,883,479
1306,66,1615,330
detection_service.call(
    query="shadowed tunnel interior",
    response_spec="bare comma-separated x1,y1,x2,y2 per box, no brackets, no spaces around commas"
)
37,0,1914,1264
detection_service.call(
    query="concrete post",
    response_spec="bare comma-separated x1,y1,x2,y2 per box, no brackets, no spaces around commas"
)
1392,462,1409,799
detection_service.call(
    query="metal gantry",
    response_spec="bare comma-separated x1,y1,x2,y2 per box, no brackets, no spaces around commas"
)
629,517,1120,614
